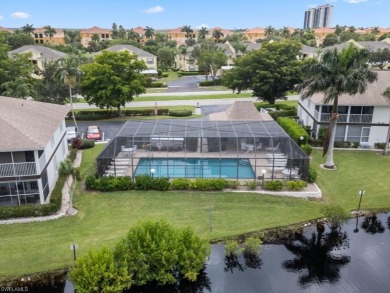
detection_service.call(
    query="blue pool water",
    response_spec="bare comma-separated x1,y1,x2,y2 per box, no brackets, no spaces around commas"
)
134,158,255,179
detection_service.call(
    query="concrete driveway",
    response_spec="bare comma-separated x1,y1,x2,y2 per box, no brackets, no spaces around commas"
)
166,76,209,92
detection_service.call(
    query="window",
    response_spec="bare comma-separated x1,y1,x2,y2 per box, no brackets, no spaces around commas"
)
347,126,362,142
146,58,154,64
321,106,332,113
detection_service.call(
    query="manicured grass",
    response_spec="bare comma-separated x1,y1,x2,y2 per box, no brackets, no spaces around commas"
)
145,87,168,94
1,147,389,279
133,92,253,102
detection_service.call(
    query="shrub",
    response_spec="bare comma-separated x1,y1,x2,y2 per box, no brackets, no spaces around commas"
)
227,180,240,189
269,109,298,120
135,174,153,190
286,180,307,191
114,220,209,285
318,128,327,141
94,176,118,192
334,141,352,148
70,246,132,293
152,177,170,191
71,137,95,149
115,177,135,191
199,79,222,86
179,71,201,76
157,68,163,76
146,82,167,88
169,110,193,117
277,117,308,145
352,142,360,148
243,237,262,255
85,175,97,190
225,239,242,256
374,142,386,149
162,73,169,77
264,180,283,191
190,178,228,191
245,180,257,190
170,178,191,190
307,166,317,183
58,159,74,175
301,144,312,156
321,205,350,230
309,138,323,147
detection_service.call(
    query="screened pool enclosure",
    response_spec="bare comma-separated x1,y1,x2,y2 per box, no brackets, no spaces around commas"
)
97,120,310,181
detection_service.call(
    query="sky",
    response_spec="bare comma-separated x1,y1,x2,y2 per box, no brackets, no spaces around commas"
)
0,0,388,30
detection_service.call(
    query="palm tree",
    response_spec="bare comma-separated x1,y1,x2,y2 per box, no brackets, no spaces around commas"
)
382,87,390,155
264,26,275,37
1,78,36,99
298,45,377,168
179,46,188,70
43,25,57,41
55,55,83,131
212,29,224,43
197,27,209,40
90,33,100,42
280,26,291,38
127,29,140,42
144,26,155,39
21,23,35,35
371,26,380,36
181,25,194,39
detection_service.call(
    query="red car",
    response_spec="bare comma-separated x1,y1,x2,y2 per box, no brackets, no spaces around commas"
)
86,125,102,140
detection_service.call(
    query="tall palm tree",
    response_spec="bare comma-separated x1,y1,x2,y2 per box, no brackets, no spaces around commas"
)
43,25,57,41
181,25,194,39
298,45,377,168
90,33,100,42
179,46,188,70
144,26,155,39
280,26,291,38
197,27,209,40
21,23,35,35
212,29,224,43
55,55,83,131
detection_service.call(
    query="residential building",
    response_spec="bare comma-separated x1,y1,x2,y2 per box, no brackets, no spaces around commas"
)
208,27,233,41
244,27,266,42
0,96,70,207
98,44,157,72
80,26,112,47
304,5,334,29
132,26,147,44
32,27,65,45
8,45,67,71
325,39,390,52
167,27,196,45
0,26,13,33
298,71,390,147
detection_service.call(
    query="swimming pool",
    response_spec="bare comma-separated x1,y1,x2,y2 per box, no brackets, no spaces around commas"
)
134,158,255,179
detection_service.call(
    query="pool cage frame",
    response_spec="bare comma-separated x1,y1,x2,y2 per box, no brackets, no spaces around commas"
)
97,120,310,181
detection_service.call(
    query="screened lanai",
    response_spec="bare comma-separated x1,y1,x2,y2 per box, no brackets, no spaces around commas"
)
97,120,310,181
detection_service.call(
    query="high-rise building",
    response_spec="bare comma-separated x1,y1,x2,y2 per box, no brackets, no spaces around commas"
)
304,4,333,29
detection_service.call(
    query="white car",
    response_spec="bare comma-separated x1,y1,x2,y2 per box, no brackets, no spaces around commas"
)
66,126,78,142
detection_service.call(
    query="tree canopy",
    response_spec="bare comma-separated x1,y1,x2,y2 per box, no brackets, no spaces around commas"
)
223,40,303,104
80,50,147,115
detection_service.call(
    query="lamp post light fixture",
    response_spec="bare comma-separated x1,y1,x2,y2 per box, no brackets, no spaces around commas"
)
150,168,155,178
357,190,365,211
299,136,305,146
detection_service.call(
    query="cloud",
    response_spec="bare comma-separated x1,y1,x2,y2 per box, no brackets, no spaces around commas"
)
196,23,209,29
144,6,164,14
10,12,31,19
344,0,368,3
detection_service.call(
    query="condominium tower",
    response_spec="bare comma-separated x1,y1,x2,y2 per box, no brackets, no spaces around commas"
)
304,4,334,29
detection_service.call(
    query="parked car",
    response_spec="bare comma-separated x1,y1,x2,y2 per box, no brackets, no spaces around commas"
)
66,126,78,142
86,125,102,140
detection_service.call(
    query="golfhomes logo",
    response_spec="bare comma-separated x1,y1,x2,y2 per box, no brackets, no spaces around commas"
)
0,287,28,292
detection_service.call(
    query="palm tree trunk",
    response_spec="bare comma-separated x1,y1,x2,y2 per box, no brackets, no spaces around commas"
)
324,116,337,168
69,86,79,133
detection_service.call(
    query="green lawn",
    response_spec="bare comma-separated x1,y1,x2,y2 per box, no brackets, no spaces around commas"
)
133,92,253,102
1,147,389,279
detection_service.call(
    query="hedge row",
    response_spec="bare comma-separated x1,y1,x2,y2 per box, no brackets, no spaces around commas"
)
277,117,308,145
145,82,167,88
70,108,171,120
169,110,193,117
198,79,222,86
264,179,307,191
178,71,202,76
86,175,230,192
268,109,298,120
253,102,292,111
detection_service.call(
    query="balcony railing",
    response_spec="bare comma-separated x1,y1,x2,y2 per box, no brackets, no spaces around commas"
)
0,162,37,177
317,112,373,123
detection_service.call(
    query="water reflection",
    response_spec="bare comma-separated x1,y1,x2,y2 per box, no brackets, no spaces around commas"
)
282,227,351,286
224,252,262,273
361,214,385,234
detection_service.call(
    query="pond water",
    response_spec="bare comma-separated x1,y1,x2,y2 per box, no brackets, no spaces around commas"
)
29,213,390,292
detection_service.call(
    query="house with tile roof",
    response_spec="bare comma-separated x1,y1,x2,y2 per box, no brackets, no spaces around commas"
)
167,27,197,45
0,26,13,33
298,70,390,147
32,27,65,45
97,44,157,71
244,28,266,42
0,96,70,207
80,26,112,47
8,45,67,70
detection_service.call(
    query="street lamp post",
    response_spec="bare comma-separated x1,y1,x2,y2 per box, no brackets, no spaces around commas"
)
261,169,266,189
357,190,365,211
150,168,155,178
